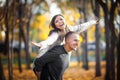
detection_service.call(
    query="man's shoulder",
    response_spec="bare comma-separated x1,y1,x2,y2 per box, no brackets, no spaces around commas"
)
49,45,64,54
52,45,63,50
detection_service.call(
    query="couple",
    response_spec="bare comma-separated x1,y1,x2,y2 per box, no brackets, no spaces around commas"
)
33,31,79,80
32,14,99,80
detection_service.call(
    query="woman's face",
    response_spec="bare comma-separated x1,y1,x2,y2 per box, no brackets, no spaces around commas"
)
54,16,66,30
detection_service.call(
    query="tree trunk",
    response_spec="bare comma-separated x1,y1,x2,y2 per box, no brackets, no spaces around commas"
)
76,49,80,64
82,0,89,70
98,0,117,80
18,2,30,69
94,0,101,76
109,2,117,80
117,31,120,80
104,9,111,80
25,2,31,69
18,2,23,72
117,12,120,80
0,54,5,80
5,0,13,79
18,19,22,72
26,6,32,69
98,1,110,80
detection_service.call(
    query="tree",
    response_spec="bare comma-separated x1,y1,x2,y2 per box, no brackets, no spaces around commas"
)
91,0,101,76
4,0,13,79
0,28,6,79
97,0,119,80
117,6,120,80
117,24,120,80
82,0,89,70
0,55,5,80
72,0,89,70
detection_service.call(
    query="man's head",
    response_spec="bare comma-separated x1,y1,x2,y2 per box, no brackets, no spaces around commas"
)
64,31,79,52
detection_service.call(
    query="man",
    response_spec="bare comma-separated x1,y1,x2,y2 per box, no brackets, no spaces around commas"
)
33,31,80,80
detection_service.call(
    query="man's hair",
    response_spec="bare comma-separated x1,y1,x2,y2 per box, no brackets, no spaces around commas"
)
65,31,77,41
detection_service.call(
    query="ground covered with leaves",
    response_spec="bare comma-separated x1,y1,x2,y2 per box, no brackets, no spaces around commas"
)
4,61,105,80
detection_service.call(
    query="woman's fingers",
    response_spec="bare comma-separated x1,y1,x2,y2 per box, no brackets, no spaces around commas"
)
31,42,41,47
95,16,100,24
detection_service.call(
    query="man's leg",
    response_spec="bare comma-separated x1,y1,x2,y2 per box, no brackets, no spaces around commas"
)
33,58,41,80
33,68,40,80
35,72,40,80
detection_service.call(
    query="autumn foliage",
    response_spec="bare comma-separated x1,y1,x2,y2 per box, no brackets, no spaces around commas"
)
3,61,105,80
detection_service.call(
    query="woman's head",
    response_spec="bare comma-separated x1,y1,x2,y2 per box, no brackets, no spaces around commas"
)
49,14,67,31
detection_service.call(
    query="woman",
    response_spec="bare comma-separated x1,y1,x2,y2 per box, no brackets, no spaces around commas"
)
32,14,99,57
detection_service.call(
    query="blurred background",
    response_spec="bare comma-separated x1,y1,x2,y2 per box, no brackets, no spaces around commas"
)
0,0,119,80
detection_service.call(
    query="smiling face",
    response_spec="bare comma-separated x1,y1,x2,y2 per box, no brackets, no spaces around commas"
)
54,15,67,31
65,32,79,52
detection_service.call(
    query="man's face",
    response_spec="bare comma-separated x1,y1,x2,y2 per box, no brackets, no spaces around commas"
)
66,33,79,51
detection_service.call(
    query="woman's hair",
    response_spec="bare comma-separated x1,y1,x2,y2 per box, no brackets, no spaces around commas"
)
48,14,70,36
49,14,65,31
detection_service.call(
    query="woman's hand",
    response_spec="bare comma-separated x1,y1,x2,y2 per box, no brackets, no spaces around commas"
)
31,41,42,49
94,16,100,24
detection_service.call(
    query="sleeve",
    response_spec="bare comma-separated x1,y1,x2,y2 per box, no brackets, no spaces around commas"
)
34,49,59,71
39,32,59,50
69,20,96,33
